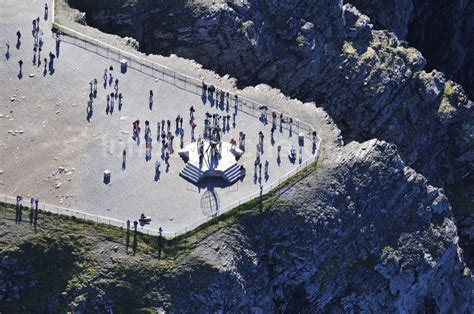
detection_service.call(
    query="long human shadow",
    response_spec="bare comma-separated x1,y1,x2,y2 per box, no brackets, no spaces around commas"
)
86,106,93,123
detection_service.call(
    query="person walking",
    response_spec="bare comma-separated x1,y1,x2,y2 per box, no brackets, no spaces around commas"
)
189,106,195,119
18,59,23,74
44,2,48,16
5,41,10,55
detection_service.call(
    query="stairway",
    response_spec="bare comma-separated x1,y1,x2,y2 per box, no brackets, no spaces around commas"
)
179,163,204,184
223,163,243,184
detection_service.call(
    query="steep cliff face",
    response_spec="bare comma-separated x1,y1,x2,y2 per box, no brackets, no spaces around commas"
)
2,140,472,312
163,140,473,313
346,0,474,100
68,0,473,191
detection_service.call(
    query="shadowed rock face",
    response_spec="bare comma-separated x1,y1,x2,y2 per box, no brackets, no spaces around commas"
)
154,141,472,312
346,0,474,100
68,0,473,191
5,140,471,312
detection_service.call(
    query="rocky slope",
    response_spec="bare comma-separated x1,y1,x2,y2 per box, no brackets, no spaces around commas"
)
2,139,472,312
69,0,473,192
345,0,474,100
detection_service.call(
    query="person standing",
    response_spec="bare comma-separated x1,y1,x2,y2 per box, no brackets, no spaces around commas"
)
118,93,123,111
110,92,115,110
191,122,196,141
18,59,23,71
103,68,108,85
149,90,153,108
29,197,35,225
175,115,180,133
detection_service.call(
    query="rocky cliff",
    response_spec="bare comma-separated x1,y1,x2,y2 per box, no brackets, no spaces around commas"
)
2,140,472,312
345,0,474,100
69,0,473,192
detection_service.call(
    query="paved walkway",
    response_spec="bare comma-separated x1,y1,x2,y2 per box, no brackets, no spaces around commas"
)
0,0,317,233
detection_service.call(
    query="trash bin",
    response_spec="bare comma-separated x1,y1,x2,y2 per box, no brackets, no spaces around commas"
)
104,170,111,184
120,59,128,73
298,133,304,147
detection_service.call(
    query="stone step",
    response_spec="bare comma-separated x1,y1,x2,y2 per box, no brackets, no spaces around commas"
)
179,163,204,183
227,170,243,183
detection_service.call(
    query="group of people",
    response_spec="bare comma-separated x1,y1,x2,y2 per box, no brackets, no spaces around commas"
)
6,3,60,79
15,196,40,226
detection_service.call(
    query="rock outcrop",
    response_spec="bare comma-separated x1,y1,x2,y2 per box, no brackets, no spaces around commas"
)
2,140,472,312
69,0,473,191
346,0,474,100
157,140,472,312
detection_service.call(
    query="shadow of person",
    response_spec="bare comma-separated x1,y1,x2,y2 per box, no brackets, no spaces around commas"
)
122,160,126,170
17,71,23,80
16,40,21,49
86,107,93,123
55,45,60,58
48,62,55,75
277,156,281,166
43,66,47,76
105,103,110,115
44,12,48,21
5,52,9,60
154,169,160,182
149,100,153,110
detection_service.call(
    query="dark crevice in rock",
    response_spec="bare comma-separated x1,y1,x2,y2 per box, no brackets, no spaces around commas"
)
345,0,474,100
66,0,473,267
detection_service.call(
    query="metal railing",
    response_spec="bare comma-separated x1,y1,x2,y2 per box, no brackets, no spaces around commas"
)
2,1,324,238
51,21,315,138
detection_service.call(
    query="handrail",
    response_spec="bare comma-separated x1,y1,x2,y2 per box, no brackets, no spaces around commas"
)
51,21,315,136
3,0,324,238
